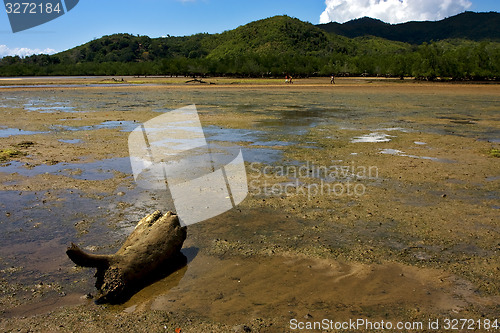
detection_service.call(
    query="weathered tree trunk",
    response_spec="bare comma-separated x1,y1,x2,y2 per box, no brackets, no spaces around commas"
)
67,211,187,303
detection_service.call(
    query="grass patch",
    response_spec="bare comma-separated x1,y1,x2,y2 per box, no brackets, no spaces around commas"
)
489,148,500,158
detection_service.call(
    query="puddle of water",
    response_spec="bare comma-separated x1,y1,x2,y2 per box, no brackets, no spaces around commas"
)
381,148,404,155
51,120,139,132
376,127,411,132
0,143,281,177
451,120,477,124
139,253,470,326
204,126,260,143
2,293,89,318
0,127,47,137
351,132,394,143
241,148,283,164
486,176,500,182
153,108,169,113
481,138,500,143
25,106,77,113
0,185,157,309
58,139,83,144
24,100,78,113
380,148,455,163
250,140,294,147
98,120,139,132
0,157,132,180
256,119,314,136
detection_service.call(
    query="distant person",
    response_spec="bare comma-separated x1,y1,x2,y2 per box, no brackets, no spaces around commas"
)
285,75,289,84
330,74,335,84
289,75,293,84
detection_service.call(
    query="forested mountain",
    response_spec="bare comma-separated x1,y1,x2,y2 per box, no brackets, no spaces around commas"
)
317,12,500,44
1,13,499,80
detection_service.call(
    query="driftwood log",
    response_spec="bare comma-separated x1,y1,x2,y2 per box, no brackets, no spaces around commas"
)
185,78,207,84
185,78,215,84
67,211,187,303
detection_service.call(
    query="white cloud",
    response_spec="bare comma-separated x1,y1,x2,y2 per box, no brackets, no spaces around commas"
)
0,45,57,58
320,0,472,24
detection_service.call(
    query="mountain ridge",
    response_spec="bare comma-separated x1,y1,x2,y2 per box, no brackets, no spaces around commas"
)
316,11,500,44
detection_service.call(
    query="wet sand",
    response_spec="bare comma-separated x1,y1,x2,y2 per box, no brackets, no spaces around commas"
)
0,78,499,332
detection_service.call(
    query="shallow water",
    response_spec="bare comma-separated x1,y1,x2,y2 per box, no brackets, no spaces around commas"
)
1,157,132,180
0,127,47,137
2,87,498,139
351,132,394,143
379,148,456,163
51,120,139,132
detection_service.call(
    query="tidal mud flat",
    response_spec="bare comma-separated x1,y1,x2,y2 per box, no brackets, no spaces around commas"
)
0,78,499,332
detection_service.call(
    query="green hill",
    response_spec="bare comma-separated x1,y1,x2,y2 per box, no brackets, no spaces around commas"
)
1,13,499,80
57,33,213,63
207,16,341,57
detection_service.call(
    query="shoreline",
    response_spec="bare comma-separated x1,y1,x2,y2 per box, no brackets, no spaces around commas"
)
1,76,499,88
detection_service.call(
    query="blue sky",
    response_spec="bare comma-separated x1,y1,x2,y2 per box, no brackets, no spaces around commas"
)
0,0,498,57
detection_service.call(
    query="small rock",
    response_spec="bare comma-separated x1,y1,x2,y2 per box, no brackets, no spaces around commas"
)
117,191,126,196
233,324,251,333
123,304,137,313
82,293,93,300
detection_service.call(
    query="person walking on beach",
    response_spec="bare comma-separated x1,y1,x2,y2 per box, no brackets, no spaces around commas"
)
330,74,335,84
289,75,293,84
285,75,289,84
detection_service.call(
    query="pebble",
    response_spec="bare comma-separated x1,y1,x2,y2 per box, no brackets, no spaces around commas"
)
233,324,251,332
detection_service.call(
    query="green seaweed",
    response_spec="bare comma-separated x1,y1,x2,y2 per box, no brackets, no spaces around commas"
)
488,148,500,158
0,149,25,162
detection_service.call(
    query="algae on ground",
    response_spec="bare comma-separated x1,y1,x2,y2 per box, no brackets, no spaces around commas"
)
0,149,24,162
16,141,35,149
489,148,500,158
